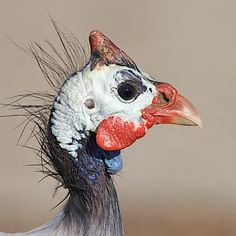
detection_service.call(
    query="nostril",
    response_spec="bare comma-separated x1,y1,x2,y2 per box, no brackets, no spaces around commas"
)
160,92,170,103
155,82,177,106
152,92,170,106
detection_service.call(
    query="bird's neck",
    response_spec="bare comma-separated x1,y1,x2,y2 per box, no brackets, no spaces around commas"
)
63,137,123,235
44,131,123,235
25,178,122,236
60,178,123,236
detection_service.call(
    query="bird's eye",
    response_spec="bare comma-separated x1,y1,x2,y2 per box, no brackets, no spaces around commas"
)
117,82,137,101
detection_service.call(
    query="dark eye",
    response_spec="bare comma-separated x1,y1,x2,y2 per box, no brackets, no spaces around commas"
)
117,82,137,101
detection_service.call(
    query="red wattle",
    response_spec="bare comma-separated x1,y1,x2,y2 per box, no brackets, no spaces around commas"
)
96,116,147,151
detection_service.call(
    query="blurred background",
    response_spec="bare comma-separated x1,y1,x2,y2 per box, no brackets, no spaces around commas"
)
0,0,236,235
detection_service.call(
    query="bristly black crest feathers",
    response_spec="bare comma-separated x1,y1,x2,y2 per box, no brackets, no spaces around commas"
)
1,19,89,202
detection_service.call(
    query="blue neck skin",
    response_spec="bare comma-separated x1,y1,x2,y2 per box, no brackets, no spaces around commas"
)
69,134,123,192
88,136,123,175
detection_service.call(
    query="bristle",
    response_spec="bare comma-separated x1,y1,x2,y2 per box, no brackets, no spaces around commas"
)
1,19,89,205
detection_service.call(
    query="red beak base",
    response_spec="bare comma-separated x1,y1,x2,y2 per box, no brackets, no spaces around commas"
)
141,82,202,128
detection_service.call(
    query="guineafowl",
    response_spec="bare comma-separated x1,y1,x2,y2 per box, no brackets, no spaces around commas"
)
0,22,201,236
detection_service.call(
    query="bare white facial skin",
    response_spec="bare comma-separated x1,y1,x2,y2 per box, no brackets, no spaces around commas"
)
50,63,157,158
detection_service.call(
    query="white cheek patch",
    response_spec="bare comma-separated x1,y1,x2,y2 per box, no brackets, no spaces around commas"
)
50,72,99,158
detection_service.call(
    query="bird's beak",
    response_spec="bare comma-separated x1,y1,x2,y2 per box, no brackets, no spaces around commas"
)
142,82,202,128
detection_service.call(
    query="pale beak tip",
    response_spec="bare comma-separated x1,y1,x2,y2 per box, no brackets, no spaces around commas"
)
187,113,203,129
188,113,203,129
196,116,203,129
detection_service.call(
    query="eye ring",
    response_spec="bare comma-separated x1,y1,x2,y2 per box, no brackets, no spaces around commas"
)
117,82,138,101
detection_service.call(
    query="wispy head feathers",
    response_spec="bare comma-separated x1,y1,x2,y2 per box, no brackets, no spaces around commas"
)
2,20,89,196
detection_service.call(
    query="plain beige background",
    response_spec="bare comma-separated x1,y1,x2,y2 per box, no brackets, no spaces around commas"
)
0,1,235,235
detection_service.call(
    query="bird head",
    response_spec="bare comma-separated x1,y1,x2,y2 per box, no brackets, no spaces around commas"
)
50,30,201,173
